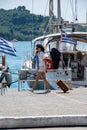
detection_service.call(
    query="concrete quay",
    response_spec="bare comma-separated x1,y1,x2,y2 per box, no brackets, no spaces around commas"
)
0,87,87,128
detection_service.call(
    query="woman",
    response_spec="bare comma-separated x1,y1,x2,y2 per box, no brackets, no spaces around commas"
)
29,44,50,93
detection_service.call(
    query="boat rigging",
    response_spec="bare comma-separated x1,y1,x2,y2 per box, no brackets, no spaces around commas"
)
20,0,87,90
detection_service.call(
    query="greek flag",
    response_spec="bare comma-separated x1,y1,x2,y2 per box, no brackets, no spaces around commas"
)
0,37,16,56
61,30,76,44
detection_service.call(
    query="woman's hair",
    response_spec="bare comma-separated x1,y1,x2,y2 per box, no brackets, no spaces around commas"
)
36,44,45,52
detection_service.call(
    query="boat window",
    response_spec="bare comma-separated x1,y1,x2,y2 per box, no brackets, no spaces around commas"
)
35,40,44,45
59,42,74,51
76,42,87,51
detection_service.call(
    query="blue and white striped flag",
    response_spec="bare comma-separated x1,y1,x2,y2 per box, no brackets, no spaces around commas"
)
0,37,16,56
61,30,76,44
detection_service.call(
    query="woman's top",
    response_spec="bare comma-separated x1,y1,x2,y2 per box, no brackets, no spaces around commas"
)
38,51,45,67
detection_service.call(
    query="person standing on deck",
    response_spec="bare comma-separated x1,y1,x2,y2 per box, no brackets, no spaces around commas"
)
29,44,50,93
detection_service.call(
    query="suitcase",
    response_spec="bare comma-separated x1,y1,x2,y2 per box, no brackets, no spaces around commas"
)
56,80,69,93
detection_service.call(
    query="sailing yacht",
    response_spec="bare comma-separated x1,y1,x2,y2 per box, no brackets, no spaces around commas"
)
19,0,87,90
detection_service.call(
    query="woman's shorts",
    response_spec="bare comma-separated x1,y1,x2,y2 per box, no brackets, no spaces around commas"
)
38,66,45,72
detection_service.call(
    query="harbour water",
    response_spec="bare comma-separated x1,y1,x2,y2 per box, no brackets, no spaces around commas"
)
5,41,87,90
6,41,32,90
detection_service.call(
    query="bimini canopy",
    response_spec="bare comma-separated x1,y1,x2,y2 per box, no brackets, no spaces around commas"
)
32,32,87,46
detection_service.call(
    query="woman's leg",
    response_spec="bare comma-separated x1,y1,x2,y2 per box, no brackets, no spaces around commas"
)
41,72,50,90
32,72,42,90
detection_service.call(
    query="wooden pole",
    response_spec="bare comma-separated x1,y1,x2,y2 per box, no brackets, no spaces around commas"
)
2,54,5,66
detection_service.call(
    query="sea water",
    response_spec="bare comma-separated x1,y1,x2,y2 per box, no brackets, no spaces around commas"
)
6,41,32,90
5,41,87,90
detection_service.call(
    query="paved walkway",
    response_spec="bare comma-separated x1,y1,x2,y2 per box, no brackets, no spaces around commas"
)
0,87,87,128
0,87,87,116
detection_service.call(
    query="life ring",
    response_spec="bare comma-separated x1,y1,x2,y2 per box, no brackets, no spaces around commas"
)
44,58,53,70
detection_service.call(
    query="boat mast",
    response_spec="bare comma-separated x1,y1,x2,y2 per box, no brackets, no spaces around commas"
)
57,0,61,32
55,0,61,49
54,0,61,33
49,0,61,33
49,0,54,33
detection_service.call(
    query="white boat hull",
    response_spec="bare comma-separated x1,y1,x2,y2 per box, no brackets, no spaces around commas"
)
46,68,71,90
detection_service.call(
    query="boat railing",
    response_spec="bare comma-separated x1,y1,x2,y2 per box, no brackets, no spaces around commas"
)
18,68,72,91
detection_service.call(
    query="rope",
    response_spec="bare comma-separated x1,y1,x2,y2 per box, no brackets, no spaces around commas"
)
11,80,18,84
10,72,37,85
70,0,75,22
44,0,49,16
63,0,69,22
12,72,18,75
